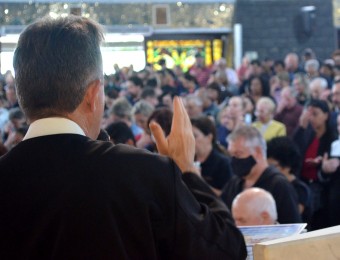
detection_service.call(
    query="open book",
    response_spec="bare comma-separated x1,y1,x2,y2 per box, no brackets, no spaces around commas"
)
238,224,307,260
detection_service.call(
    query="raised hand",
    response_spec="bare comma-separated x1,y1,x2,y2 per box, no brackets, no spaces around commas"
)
149,96,199,174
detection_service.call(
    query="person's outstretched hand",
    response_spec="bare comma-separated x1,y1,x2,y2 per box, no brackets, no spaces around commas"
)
149,96,199,174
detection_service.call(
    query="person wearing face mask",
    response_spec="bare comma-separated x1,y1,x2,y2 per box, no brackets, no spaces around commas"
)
220,125,301,224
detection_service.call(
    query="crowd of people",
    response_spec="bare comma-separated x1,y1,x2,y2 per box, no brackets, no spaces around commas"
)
1,26,340,235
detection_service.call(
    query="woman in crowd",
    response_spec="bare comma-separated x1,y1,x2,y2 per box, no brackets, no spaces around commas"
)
293,99,337,230
321,113,340,227
131,100,154,149
146,107,173,152
191,116,234,195
247,76,270,105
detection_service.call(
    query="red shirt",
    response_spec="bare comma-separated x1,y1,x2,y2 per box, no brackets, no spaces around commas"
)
301,137,319,181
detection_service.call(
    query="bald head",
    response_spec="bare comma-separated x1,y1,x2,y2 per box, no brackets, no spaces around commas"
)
232,187,277,226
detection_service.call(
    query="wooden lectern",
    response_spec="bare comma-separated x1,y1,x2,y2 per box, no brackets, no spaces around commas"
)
253,225,340,260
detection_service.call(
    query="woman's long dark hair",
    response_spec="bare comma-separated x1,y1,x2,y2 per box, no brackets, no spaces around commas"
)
191,116,226,154
308,99,337,142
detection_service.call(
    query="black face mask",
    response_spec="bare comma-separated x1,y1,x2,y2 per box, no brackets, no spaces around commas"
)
231,156,257,178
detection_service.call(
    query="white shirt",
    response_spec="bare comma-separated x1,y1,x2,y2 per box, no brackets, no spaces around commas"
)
23,117,85,140
331,138,340,157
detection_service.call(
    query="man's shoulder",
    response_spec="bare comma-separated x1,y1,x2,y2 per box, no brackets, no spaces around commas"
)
0,134,173,170
257,167,297,198
259,167,290,186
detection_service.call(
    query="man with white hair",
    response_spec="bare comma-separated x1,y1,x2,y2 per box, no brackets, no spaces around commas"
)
232,187,278,226
304,59,320,79
309,77,330,100
220,125,301,224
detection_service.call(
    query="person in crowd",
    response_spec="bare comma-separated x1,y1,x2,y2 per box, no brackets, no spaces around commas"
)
181,73,199,95
273,60,285,75
269,72,289,104
3,125,28,151
105,121,136,146
309,77,330,101
232,187,278,226
184,94,204,119
304,59,320,79
333,81,340,112
330,79,340,127
0,97,9,132
211,58,239,95
221,125,301,224
206,82,223,107
0,16,247,259
293,99,337,230
247,76,270,105
319,62,334,88
228,96,245,119
334,65,340,81
107,97,143,141
239,59,268,95
214,58,239,86
131,100,154,149
321,113,340,227
197,88,220,119
262,57,275,78
1,107,27,144
125,75,144,105
252,97,286,142
211,69,238,96
189,53,211,88
243,96,256,124
104,88,118,112
292,73,310,106
217,96,246,148
158,69,178,93
267,137,312,224
301,48,316,66
4,84,19,109
159,90,175,109
191,116,233,195
284,52,304,82
141,87,159,107
237,55,250,84
275,87,303,137
216,106,234,148
146,107,174,152
332,49,340,67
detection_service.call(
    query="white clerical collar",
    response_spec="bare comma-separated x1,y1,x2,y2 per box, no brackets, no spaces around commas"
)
23,117,86,140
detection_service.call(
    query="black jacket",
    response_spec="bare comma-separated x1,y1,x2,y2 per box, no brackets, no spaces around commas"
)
0,134,246,260
221,166,302,224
